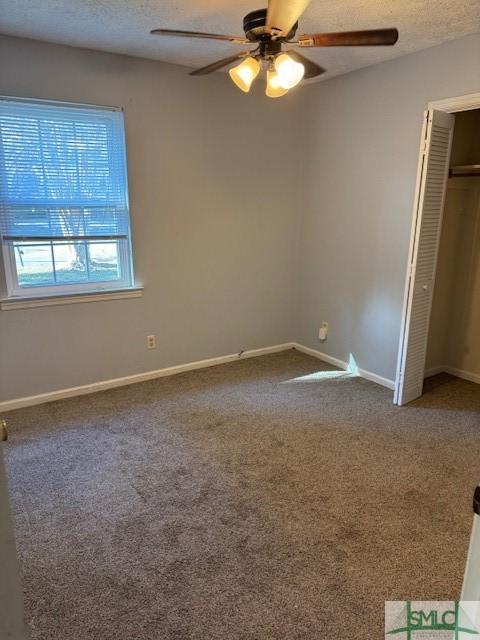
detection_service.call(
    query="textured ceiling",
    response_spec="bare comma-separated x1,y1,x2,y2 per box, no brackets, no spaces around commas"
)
1,0,480,81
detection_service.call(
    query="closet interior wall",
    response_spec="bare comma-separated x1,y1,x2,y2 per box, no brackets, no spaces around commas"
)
426,110,480,382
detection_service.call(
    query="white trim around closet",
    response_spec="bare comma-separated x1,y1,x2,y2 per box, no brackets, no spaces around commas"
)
428,92,480,114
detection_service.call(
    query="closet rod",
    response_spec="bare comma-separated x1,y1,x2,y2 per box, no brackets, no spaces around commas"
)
449,172,480,178
449,164,480,178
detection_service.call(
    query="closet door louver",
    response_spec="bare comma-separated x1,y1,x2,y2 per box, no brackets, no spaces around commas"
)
394,109,455,405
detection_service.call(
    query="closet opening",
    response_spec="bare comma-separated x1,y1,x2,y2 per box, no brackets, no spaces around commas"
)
394,93,480,406
425,110,480,387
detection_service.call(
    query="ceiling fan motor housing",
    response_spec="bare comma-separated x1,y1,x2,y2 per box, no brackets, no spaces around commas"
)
243,9,298,42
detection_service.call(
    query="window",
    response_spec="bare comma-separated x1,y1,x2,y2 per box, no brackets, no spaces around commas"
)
0,97,134,298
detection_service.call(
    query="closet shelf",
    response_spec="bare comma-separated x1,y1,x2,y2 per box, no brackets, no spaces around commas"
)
449,164,480,178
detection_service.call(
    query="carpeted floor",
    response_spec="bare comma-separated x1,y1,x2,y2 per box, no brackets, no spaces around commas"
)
4,349,480,639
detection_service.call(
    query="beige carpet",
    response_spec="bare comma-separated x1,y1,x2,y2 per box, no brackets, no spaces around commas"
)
4,349,480,639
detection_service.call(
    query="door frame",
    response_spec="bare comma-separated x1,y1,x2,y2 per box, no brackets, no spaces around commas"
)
393,92,480,405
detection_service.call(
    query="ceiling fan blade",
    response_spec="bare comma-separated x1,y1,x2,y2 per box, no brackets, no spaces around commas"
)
150,28,249,44
287,50,326,78
266,0,312,37
298,28,399,47
189,51,251,76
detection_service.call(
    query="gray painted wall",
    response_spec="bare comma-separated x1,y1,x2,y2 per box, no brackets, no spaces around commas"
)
1,33,480,401
0,35,303,402
297,33,480,382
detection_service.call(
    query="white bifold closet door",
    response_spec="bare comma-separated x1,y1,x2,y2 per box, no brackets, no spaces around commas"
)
394,109,455,405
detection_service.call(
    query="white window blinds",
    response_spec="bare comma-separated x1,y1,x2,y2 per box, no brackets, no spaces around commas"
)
0,98,130,241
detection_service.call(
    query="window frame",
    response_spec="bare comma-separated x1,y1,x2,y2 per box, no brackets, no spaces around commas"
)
0,96,136,300
3,238,133,297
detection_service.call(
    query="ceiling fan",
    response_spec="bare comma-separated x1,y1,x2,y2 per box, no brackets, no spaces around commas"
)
151,0,399,98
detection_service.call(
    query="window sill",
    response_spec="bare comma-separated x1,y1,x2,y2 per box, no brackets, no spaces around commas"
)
0,286,143,310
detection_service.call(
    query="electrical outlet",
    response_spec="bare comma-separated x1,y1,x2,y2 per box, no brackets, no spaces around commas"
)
318,322,328,341
147,335,156,349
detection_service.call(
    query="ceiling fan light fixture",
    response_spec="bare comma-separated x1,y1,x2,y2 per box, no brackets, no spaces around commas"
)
265,68,289,98
228,56,260,92
274,52,305,89
153,6,399,93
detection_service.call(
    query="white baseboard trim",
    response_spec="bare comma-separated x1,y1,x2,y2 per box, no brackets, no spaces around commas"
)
424,365,447,378
291,343,395,390
356,367,396,391
447,367,480,385
291,343,346,370
0,343,294,412
0,340,398,412
424,364,480,385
